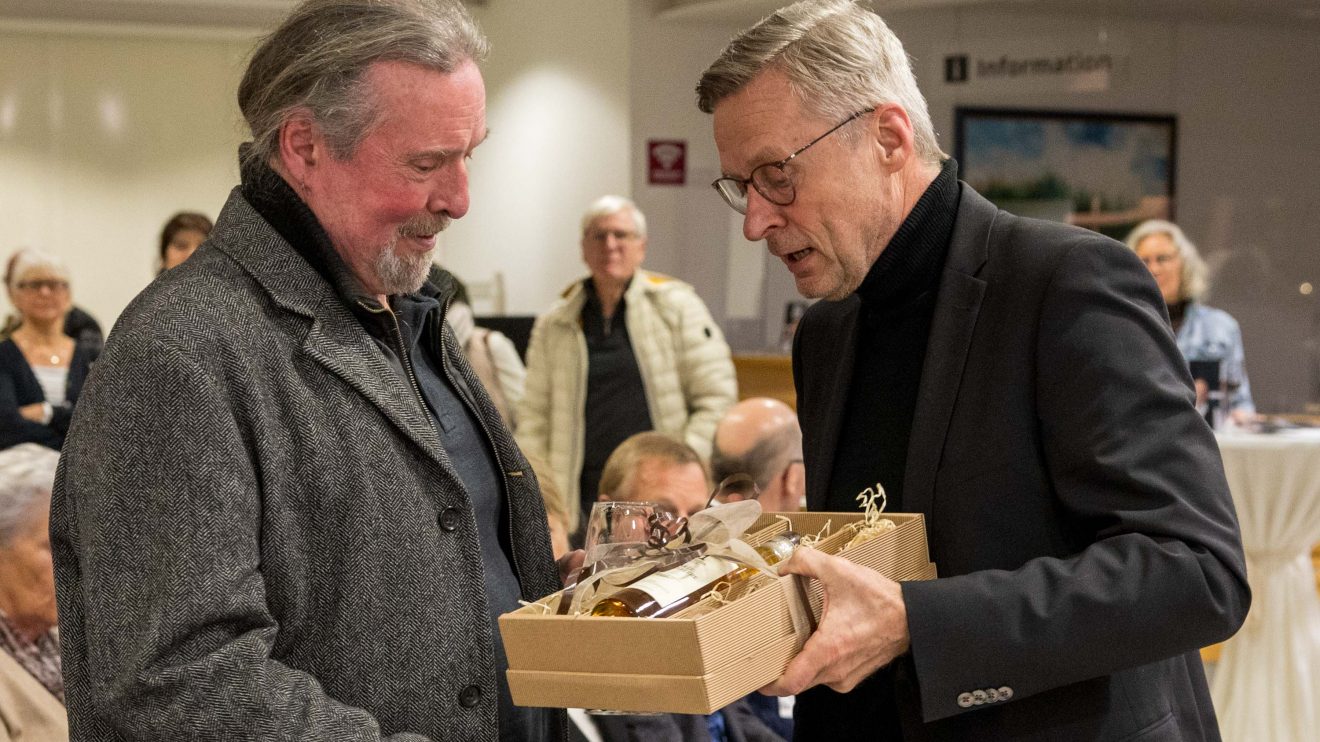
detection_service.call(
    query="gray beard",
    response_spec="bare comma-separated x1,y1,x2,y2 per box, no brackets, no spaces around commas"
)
374,238,435,294
373,213,450,294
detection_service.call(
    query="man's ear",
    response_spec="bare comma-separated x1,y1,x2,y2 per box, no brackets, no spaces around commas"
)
867,103,915,173
276,110,322,186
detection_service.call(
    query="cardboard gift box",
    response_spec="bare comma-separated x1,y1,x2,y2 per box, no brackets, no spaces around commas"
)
498,511,936,715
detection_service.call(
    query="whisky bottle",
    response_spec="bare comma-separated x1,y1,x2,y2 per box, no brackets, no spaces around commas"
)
588,532,800,618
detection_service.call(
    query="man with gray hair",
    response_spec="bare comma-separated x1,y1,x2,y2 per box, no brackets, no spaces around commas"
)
517,195,737,538
711,397,804,514
51,1,563,739
698,1,1248,740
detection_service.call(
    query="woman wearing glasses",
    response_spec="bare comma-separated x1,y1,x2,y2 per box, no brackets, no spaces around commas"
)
0,249,98,450
1125,219,1255,423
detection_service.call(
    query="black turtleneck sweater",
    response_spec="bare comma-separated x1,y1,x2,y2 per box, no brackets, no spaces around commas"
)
825,159,961,515
796,160,960,742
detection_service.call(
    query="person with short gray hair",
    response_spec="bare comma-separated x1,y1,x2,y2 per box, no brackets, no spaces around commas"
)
698,1,1247,740
0,443,67,740
517,196,736,536
51,1,564,739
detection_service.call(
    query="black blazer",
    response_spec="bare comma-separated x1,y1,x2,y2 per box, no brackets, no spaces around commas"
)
792,185,1249,742
0,336,97,450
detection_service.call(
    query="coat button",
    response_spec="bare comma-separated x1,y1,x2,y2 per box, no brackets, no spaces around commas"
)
459,684,482,708
957,692,974,708
998,686,1013,700
971,690,988,705
439,507,460,532
986,687,1000,702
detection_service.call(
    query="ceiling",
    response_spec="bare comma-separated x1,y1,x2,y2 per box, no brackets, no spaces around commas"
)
0,0,1314,31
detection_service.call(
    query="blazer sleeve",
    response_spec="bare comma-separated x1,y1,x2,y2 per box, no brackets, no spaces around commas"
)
53,334,433,741
900,238,1250,722
669,287,737,460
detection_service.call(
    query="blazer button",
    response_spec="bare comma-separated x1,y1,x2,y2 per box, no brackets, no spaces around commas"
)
459,684,482,708
439,507,460,532
986,687,1000,702
998,686,1013,700
971,690,988,705
957,692,974,708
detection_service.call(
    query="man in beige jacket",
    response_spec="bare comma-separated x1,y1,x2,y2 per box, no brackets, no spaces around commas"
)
517,195,737,536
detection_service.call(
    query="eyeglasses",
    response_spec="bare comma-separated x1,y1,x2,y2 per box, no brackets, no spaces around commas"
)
712,108,873,215
1140,252,1180,267
584,228,641,244
15,279,70,293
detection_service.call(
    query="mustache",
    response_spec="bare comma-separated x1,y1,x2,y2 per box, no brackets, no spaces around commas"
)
398,213,451,238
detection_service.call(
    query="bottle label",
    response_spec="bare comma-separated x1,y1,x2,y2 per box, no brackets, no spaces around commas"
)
630,555,739,608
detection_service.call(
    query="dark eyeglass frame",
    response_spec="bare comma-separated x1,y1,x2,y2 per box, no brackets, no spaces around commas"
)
15,279,70,293
711,108,873,215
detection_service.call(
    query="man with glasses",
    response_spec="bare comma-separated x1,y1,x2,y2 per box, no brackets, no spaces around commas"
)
517,196,737,541
696,1,1248,740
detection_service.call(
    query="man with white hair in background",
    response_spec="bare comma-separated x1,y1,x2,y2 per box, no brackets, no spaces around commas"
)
697,1,1248,740
711,397,805,514
51,1,563,739
518,195,737,539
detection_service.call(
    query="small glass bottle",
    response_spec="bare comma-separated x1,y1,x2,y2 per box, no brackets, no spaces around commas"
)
588,532,800,618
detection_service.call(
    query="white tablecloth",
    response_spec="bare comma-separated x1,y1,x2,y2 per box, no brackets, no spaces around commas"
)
1212,429,1320,742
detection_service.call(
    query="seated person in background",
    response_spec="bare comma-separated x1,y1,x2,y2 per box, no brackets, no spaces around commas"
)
517,195,737,537
447,277,526,430
597,431,711,519
158,211,213,273
0,249,98,451
711,397,804,514
1,253,101,348
0,443,67,741
1125,219,1255,422
593,431,783,742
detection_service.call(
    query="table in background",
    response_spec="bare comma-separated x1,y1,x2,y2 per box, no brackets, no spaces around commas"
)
1211,429,1320,742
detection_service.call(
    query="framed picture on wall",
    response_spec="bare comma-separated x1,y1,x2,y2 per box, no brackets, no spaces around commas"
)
954,107,1176,241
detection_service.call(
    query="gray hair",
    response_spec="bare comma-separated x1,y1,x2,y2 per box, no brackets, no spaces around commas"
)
580,195,647,239
696,0,945,164
5,248,71,294
711,421,802,490
238,0,489,170
1124,219,1208,302
0,444,59,546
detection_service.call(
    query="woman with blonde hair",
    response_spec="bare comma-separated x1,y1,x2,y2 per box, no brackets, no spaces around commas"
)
1125,219,1255,421
0,249,99,450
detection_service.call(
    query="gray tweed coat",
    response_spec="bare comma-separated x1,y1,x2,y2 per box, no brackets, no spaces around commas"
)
51,188,564,740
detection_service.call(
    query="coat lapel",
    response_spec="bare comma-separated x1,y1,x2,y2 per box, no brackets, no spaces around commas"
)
902,186,996,519
210,189,446,464
301,301,445,461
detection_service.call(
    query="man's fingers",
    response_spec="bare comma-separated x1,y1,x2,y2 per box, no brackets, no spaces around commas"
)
557,549,585,586
775,544,841,582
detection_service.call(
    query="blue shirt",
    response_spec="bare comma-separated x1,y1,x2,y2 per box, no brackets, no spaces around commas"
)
1176,302,1255,414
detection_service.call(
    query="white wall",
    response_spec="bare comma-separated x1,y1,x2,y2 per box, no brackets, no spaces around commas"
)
0,23,252,328
452,1,631,314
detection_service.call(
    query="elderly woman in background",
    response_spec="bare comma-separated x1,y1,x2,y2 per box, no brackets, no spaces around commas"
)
0,249,98,450
0,443,67,741
1125,219,1255,421
158,211,213,273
